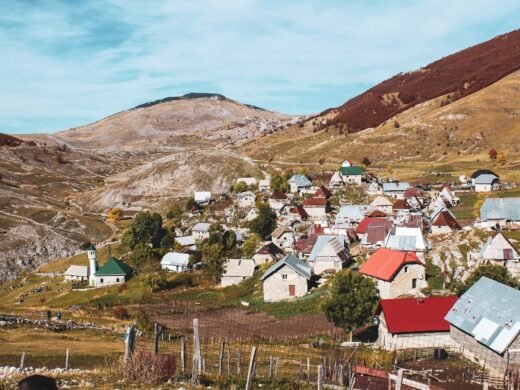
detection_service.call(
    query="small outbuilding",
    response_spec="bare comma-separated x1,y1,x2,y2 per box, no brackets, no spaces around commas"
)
261,254,312,302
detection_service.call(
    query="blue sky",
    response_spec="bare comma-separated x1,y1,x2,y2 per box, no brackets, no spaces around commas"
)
1,0,520,134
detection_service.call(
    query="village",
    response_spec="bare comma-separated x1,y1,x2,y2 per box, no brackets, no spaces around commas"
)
53,158,520,384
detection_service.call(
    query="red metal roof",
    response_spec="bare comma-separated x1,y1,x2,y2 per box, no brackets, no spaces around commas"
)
404,187,423,198
270,191,287,200
432,210,461,230
314,186,331,198
289,205,309,219
380,296,458,334
359,248,421,281
393,199,411,210
303,197,328,207
356,217,385,234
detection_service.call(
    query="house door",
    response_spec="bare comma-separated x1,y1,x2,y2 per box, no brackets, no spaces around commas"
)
289,285,296,296
412,279,417,289
504,249,513,260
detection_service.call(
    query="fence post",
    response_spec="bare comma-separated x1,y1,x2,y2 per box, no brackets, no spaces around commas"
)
65,349,69,371
20,352,25,370
237,347,241,375
219,341,225,375
307,357,310,383
269,355,273,378
124,324,136,366
181,336,186,374
191,318,202,386
318,365,323,390
227,342,230,377
154,323,163,354
482,383,489,390
395,368,404,390
245,346,257,390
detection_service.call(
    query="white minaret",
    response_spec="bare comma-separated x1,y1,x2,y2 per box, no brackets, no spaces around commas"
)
87,243,98,286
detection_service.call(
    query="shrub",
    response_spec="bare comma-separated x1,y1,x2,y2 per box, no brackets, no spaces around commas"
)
112,306,129,320
125,352,175,385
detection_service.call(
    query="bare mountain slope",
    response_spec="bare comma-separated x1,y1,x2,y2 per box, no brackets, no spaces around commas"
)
56,93,295,149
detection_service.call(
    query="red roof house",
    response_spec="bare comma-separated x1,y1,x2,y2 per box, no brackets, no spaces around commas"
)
431,210,461,233
377,296,459,350
380,296,458,334
360,248,421,281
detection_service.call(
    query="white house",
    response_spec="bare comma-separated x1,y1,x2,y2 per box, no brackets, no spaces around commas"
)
175,236,197,251
470,232,520,277
430,209,461,235
307,235,350,274
438,185,459,207
91,257,132,287
339,166,363,184
335,205,372,230
383,182,410,199
341,159,353,168
253,242,285,265
192,222,211,241
367,182,383,196
261,254,312,302
258,179,271,192
377,296,458,351
271,225,295,249
161,252,190,272
360,248,427,299
370,196,393,215
244,207,259,222
329,171,344,189
479,198,520,229
220,258,256,287
194,191,212,205
384,226,429,254
268,191,288,214
474,174,500,192
237,191,256,208
302,197,328,220
288,174,313,194
64,265,89,282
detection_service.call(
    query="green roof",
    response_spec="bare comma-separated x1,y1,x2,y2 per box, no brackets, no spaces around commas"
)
95,257,132,276
86,243,96,251
340,166,363,175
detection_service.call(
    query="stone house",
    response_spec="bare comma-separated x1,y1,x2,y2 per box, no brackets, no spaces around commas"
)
261,254,312,302
445,277,520,375
307,235,350,274
258,179,270,192
237,191,256,208
268,191,288,214
271,225,295,250
430,209,461,235
479,198,520,229
253,242,285,265
288,174,313,194
370,196,393,215
383,182,410,199
192,222,211,241
359,248,427,299
377,296,458,350
302,197,328,220
220,258,256,287
469,232,520,277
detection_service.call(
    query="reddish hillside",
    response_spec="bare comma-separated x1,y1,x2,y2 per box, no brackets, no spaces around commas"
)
331,29,520,132
0,133,26,147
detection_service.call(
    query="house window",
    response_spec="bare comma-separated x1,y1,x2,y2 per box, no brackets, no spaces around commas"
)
100,278,104,284
412,278,417,289
116,278,120,283
404,266,408,273
282,274,288,280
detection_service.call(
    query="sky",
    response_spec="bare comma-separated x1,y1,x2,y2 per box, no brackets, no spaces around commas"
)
1,1,520,134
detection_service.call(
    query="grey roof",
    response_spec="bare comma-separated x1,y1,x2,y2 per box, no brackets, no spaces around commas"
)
383,182,410,192
474,174,498,185
261,254,312,281
192,222,211,232
479,233,520,260
64,265,89,277
288,174,312,187
223,258,256,277
161,252,190,266
335,205,371,225
175,235,196,246
445,277,520,354
308,236,346,262
480,198,520,221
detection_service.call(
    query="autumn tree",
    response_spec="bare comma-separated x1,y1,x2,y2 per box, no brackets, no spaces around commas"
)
241,234,261,258
270,175,289,192
107,207,123,222
122,211,165,249
488,148,498,160
361,157,372,166
250,203,277,240
497,152,506,166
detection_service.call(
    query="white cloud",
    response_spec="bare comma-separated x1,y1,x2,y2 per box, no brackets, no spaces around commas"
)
0,0,519,133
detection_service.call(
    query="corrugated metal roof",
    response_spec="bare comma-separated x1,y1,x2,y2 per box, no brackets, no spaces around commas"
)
335,205,371,225
308,235,346,261
480,198,520,221
480,232,520,260
445,277,520,354
64,265,89,277
223,258,256,277
383,182,410,192
161,252,190,266
288,174,312,187
192,222,211,232
474,174,498,185
261,254,312,281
